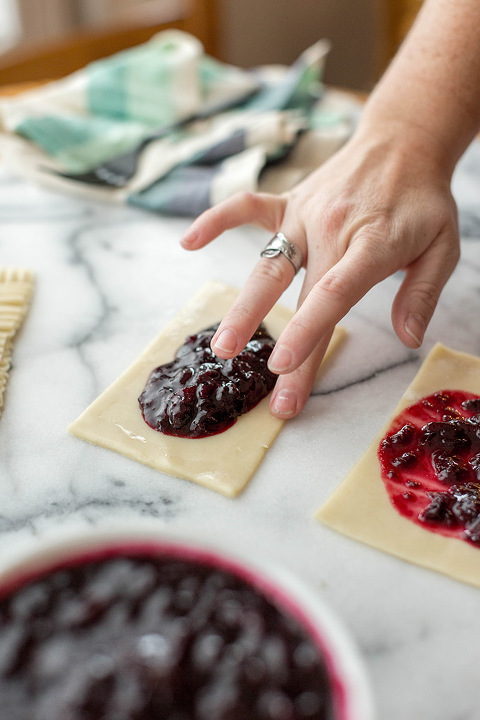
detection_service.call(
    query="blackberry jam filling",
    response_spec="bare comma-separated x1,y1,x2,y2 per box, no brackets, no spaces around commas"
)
138,323,277,439
378,390,480,545
0,549,336,720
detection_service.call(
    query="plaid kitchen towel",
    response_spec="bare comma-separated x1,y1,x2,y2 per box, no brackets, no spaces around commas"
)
0,30,358,216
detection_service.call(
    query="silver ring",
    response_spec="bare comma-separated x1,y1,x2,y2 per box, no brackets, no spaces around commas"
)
260,232,303,274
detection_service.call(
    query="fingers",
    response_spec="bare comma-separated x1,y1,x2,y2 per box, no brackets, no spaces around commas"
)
180,181,460,423
269,332,333,418
391,231,460,348
211,251,298,358
181,192,287,250
182,193,308,360
268,240,390,374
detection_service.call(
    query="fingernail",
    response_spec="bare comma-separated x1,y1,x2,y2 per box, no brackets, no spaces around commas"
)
268,345,293,373
213,328,237,354
405,313,426,347
272,389,297,416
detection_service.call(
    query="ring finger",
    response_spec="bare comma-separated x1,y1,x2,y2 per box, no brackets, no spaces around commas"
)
270,330,334,417
211,232,306,358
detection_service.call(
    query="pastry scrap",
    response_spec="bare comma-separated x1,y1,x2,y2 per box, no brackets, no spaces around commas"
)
316,343,480,588
69,280,346,497
0,267,34,419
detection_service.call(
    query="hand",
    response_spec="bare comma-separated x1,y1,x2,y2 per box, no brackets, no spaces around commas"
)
180,124,460,419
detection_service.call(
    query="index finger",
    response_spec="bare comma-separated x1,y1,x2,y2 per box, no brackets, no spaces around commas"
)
181,191,286,250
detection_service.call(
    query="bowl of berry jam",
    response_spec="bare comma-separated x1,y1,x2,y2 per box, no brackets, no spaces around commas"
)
0,526,374,720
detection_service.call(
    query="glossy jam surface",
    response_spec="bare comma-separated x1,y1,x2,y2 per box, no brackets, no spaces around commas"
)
0,549,336,720
138,323,277,438
378,390,480,545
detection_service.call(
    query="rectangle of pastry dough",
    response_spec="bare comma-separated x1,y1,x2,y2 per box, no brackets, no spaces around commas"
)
69,280,346,497
316,343,480,588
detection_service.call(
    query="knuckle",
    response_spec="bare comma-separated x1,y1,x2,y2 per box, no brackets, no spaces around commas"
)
445,238,461,266
321,197,351,236
288,314,310,337
410,281,440,315
279,316,313,357
314,269,352,303
226,302,256,326
203,203,228,227
352,218,391,252
358,223,388,245
236,190,262,213
255,257,291,285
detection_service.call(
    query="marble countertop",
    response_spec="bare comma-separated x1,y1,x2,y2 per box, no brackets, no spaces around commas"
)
1,133,480,720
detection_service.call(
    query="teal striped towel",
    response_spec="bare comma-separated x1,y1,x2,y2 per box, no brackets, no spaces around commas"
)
0,30,357,216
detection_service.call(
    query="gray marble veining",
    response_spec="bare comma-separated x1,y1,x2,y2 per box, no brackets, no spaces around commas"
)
0,136,480,720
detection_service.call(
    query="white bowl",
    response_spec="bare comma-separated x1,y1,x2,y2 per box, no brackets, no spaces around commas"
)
0,523,375,720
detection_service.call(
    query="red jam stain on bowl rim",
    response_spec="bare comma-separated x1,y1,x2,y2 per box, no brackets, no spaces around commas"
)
0,534,373,720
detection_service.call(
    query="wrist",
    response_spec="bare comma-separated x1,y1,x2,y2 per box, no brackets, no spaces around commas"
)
353,105,458,180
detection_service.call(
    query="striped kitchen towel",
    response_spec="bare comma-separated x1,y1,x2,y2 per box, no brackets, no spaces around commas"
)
0,30,357,216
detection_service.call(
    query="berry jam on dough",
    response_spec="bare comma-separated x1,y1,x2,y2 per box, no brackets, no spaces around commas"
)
138,323,277,439
378,390,480,545
0,549,336,720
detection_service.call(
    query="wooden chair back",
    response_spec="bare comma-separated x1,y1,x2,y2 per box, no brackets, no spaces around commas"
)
0,0,217,86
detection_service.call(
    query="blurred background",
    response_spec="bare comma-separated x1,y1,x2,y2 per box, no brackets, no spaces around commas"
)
0,0,423,90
